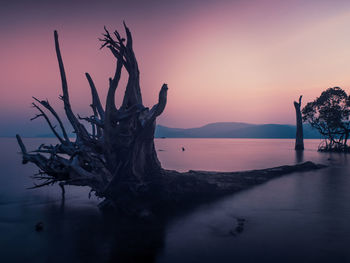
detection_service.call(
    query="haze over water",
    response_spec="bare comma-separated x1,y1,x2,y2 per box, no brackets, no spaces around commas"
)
2,0,350,136
1,138,349,262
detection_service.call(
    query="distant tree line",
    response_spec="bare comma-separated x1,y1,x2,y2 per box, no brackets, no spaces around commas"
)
302,87,350,152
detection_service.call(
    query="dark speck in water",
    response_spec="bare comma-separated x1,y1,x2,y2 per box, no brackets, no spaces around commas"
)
35,222,44,232
235,225,244,233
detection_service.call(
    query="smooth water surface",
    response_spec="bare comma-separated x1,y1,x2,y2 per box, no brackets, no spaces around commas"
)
1,138,350,262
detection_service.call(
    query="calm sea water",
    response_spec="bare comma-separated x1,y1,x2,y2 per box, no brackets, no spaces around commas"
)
1,138,350,262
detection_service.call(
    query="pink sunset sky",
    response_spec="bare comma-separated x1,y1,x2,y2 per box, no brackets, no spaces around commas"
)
1,0,350,136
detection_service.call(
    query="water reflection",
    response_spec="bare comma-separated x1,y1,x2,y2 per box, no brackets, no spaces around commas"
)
13,196,167,263
2,138,350,262
156,138,324,172
294,150,304,163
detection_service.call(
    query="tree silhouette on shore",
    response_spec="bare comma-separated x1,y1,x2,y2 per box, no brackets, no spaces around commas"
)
302,87,350,152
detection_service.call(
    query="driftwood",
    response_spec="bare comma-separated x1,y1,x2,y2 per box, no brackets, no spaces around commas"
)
294,95,304,150
161,161,325,202
16,25,324,216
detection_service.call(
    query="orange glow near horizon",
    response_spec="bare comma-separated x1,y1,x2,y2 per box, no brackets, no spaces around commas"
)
1,0,350,135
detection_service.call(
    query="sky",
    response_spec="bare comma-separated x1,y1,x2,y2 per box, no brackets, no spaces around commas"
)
1,0,350,136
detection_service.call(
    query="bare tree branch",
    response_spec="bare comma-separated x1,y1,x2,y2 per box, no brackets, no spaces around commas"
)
141,84,168,126
54,30,90,141
32,97,70,143
31,102,65,143
106,55,123,115
85,73,105,120
78,114,104,128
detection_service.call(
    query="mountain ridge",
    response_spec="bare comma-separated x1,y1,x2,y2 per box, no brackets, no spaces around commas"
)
155,122,321,139
3,122,321,138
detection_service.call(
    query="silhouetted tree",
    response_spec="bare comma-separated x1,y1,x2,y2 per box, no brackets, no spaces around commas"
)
16,24,169,212
294,95,304,150
16,25,324,216
302,87,350,152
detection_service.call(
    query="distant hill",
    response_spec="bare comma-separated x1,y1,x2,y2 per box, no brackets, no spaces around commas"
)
155,122,321,139
2,122,321,139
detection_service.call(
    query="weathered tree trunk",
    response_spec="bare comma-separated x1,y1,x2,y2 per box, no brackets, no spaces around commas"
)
344,129,349,148
16,26,323,216
16,24,167,212
294,95,304,150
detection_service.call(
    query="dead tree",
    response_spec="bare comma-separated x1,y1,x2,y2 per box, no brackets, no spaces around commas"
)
294,95,304,150
16,24,167,211
16,25,322,215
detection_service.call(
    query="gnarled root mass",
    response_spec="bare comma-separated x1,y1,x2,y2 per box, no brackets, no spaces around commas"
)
17,24,167,211
16,25,325,216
